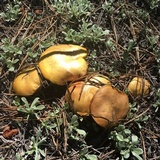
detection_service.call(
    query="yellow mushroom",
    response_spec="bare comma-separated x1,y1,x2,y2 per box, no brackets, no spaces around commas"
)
12,66,42,96
128,77,150,96
65,73,111,116
90,85,129,128
38,44,88,85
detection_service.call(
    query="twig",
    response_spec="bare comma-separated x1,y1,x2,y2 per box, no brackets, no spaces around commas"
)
110,14,120,60
62,111,68,154
0,135,15,145
100,150,115,160
149,156,160,160
129,18,140,63
11,12,27,44
124,107,150,125
140,131,146,160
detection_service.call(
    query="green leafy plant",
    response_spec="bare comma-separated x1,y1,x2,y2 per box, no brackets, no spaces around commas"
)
67,115,98,160
79,144,98,160
26,129,46,159
16,128,46,160
146,35,159,51
63,20,109,43
105,37,116,51
0,0,22,22
145,0,160,11
136,9,149,21
109,124,143,160
127,103,150,129
17,97,45,120
102,0,115,14
153,88,160,112
67,114,86,140
53,0,93,19
40,107,63,133
87,50,102,71
0,38,23,71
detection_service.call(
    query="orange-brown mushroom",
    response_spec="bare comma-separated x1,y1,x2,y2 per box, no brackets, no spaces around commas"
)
12,66,42,96
90,85,129,128
38,44,88,85
128,77,150,96
65,74,111,116
65,74,129,128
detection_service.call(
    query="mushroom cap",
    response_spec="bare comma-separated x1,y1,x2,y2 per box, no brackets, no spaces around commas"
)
128,77,150,96
90,85,129,128
65,74,111,116
12,66,42,96
88,74,111,85
38,44,88,85
66,81,99,116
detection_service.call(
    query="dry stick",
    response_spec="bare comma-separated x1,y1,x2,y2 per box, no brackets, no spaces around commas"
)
96,9,103,25
51,134,58,151
142,128,160,138
17,16,36,71
20,14,36,42
149,156,160,160
62,111,68,154
9,13,28,91
44,0,57,13
17,17,54,70
11,12,27,45
110,14,119,60
0,136,15,146
110,15,118,47
124,107,150,125
51,134,64,158
101,150,115,160
17,54,29,72
140,131,147,160
129,18,140,63
151,22,160,34
19,16,53,44
31,20,57,50
18,18,56,71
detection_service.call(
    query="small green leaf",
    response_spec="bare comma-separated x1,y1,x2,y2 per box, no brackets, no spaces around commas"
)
131,148,143,160
131,135,138,143
132,148,143,155
33,105,45,111
124,129,131,134
116,134,124,141
76,128,86,137
39,149,46,157
131,149,143,160
120,149,130,159
21,97,29,107
30,97,40,108
8,66,14,71
85,154,98,160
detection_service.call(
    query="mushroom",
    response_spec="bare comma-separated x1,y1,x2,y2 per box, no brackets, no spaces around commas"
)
12,66,42,96
128,77,150,96
38,44,88,85
90,85,129,128
65,73,111,116
65,73,129,128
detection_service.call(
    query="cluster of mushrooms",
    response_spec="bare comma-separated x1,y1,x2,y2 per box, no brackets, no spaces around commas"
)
13,44,150,129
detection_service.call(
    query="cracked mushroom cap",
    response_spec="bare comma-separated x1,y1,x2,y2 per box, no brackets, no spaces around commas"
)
128,77,150,96
38,44,88,85
90,85,129,128
65,74,111,116
12,66,42,96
